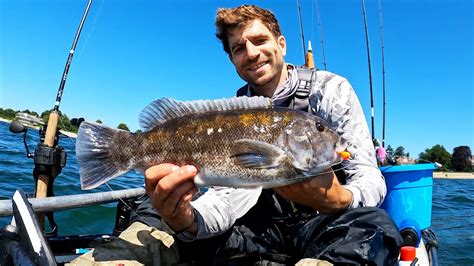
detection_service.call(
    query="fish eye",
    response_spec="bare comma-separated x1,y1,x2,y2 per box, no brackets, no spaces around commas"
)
316,122,325,132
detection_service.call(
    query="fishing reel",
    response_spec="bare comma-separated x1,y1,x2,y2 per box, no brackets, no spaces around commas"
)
10,120,67,236
9,121,67,172
9,121,34,158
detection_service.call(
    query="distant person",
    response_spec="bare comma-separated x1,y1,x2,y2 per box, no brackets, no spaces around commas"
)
71,5,402,265
374,139,388,165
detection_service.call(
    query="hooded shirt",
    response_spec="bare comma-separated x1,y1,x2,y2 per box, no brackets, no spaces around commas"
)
177,65,386,241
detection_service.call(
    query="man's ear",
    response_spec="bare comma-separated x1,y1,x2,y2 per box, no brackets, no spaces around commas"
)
278,35,287,56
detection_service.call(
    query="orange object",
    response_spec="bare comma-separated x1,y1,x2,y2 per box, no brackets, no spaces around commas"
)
400,246,416,261
305,41,315,69
338,151,351,160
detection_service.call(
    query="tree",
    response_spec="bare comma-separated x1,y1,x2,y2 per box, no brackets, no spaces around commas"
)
451,146,472,172
418,144,451,171
96,119,102,124
117,123,129,131
70,117,85,127
394,146,406,157
135,129,142,133
0,108,16,120
386,145,394,156
40,110,78,133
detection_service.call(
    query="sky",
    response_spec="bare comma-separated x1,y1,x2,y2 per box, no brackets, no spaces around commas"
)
0,0,472,158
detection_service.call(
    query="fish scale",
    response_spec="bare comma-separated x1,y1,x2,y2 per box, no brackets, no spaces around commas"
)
76,97,345,190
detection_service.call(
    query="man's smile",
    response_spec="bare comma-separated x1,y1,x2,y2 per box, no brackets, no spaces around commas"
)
248,61,268,71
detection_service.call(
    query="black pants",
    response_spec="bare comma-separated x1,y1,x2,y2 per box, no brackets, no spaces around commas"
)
132,196,402,266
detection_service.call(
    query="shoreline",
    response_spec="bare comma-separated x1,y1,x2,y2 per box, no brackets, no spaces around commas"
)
0,117,77,138
1,118,472,175
433,171,473,179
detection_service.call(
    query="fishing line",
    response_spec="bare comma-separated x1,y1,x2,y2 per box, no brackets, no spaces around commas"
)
78,0,106,56
296,0,306,60
311,0,314,44
105,182,144,221
377,0,387,147
361,0,375,142
56,118,77,147
314,0,327,70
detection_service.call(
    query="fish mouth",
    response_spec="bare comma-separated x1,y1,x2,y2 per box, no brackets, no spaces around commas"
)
335,137,348,153
247,61,268,71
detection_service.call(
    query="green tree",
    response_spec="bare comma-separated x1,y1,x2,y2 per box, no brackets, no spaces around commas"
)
0,108,17,120
21,109,38,116
40,110,78,133
386,145,394,156
96,119,102,124
394,146,406,157
418,144,451,171
451,146,472,172
117,123,130,131
40,110,53,124
135,129,142,133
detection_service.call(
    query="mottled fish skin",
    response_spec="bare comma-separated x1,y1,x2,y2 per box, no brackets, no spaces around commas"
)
76,98,343,190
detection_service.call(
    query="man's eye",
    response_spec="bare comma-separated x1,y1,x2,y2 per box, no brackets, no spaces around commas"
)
255,38,267,45
232,46,243,54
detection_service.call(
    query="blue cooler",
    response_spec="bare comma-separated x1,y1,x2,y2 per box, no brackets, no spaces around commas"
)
380,163,435,231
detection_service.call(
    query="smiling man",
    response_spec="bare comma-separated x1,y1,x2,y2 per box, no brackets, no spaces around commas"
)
71,5,402,266
134,5,402,265
227,19,288,97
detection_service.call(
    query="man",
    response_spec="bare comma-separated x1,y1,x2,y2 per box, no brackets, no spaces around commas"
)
72,5,402,266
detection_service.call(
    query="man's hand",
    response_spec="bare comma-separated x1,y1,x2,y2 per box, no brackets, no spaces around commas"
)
145,164,199,234
273,169,352,213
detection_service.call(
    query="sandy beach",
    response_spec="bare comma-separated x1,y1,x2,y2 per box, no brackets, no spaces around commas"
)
433,171,474,179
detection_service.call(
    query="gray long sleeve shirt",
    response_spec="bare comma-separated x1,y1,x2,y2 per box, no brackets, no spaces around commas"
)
178,67,386,241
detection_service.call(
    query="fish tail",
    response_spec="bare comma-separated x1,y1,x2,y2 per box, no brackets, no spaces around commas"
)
76,121,134,190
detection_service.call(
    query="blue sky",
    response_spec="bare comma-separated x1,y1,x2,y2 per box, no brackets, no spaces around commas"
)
1,0,472,158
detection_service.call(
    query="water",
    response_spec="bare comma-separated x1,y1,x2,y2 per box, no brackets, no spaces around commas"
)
0,121,143,235
1,121,473,264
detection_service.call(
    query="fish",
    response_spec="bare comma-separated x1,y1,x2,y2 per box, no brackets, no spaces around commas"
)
76,96,347,191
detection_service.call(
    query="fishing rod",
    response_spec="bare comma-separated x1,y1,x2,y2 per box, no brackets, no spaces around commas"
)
296,0,306,62
35,0,92,230
314,0,327,70
361,0,375,142
378,0,387,147
296,0,315,68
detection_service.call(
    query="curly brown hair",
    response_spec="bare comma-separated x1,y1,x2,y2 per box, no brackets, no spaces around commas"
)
215,5,282,55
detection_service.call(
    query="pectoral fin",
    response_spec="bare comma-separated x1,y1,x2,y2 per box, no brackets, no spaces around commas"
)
231,139,286,169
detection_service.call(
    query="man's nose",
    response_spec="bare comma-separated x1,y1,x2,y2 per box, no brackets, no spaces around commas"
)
245,42,259,59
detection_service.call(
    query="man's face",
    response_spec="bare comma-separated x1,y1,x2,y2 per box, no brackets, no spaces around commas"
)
228,20,286,92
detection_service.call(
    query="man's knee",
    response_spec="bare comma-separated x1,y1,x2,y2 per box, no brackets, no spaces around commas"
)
67,222,180,266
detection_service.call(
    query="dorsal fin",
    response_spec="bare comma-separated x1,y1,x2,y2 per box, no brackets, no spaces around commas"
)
138,96,272,132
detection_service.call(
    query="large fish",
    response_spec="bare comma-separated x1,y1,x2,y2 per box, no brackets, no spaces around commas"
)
76,96,347,191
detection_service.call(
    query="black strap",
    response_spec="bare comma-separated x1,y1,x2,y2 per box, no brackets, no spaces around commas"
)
235,67,318,219
235,67,317,111
291,67,317,112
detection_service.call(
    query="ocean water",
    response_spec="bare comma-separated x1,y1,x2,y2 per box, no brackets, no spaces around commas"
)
0,121,473,264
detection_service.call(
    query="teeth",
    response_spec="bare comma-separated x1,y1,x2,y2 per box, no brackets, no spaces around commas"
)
250,62,266,70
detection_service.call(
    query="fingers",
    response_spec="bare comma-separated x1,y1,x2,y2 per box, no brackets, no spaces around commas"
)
145,163,179,197
155,180,196,217
146,164,198,217
173,186,198,218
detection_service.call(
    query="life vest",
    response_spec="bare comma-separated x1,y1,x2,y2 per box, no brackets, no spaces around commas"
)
235,66,319,222
236,66,316,113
